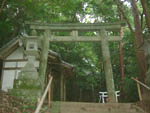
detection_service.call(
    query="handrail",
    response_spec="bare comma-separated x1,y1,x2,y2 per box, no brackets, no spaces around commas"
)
132,77,150,90
34,76,53,113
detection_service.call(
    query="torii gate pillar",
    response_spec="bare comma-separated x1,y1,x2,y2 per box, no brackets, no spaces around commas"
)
38,30,50,94
100,29,116,102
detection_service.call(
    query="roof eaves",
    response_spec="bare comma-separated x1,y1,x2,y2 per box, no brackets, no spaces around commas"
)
0,37,20,59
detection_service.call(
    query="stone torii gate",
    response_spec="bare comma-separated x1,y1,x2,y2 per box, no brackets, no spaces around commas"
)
25,22,124,103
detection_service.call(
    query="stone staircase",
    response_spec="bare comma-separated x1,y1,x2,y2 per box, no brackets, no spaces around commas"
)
50,102,146,113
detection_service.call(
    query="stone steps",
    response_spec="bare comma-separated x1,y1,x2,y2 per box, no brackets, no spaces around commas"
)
50,102,146,113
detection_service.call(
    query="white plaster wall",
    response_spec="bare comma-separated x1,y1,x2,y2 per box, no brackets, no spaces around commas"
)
2,47,23,92
17,61,39,67
17,62,26,67
4,62,17,67
1,47,40,92
2,70,15,92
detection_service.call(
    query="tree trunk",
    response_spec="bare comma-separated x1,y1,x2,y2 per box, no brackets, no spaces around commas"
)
130,0,146,83
119,14,126,101
60,73,64,101
0,0,6,16
91,84,95,102
140,0,150,33
79,88,82,102
114,0,134,34
64,79,66,101
115,0,147,83
119,14,125,80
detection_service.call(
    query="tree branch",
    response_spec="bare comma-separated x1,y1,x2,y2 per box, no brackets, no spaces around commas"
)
0,0,6,16
113,0,134,34
140,0,150,33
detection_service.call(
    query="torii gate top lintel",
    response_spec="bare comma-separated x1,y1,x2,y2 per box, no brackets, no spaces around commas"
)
25,22,125,31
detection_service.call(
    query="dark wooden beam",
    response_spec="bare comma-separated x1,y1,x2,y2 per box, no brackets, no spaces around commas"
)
3,67,22,70
3,67,39,70
3,67,23,70
4,59,28,62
